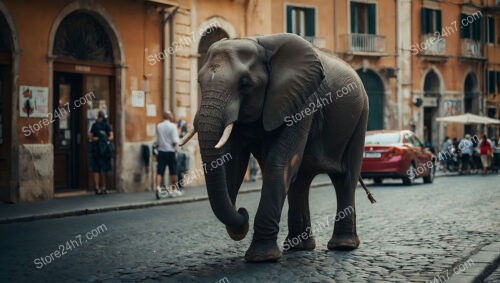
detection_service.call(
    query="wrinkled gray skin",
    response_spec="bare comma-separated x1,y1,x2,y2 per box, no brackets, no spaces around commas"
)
193,33,368,262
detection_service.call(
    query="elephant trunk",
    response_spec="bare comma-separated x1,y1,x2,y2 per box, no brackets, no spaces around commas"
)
196,90,248,241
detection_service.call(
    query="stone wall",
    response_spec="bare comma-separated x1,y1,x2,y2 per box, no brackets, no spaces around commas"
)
17,144,53,202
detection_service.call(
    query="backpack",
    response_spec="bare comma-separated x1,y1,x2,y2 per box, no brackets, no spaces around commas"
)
98,130,115,158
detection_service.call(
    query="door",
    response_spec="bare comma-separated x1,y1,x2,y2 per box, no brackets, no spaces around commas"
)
53,72,83,191
84,75,115,191
357,70,384,130
0,64,11,200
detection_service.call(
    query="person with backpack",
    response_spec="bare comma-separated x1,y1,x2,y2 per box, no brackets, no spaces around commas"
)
89,110,114,194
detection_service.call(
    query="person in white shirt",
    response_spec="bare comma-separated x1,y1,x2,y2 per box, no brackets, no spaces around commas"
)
155,112,181,198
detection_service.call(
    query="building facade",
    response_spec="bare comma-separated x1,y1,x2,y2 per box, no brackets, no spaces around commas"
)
1,0,499,203
409,0,500,148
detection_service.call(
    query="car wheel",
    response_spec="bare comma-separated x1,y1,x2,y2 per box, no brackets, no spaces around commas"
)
373,178,383,185
402,163,415,186
423,166,435,184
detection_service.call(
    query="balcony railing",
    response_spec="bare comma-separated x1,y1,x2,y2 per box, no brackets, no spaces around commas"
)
342,33,386,54
420,34,446,55
302,36,326,48
461,39,483,58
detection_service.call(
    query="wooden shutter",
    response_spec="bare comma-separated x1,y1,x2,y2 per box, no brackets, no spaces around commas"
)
286,6,293,33
460,14,468,38
436,10,442,33
350,1,357,33
488,70,495,93
487,16,494,43
368,3,376,34
472,19,482,41
305,8,315,36
421,8,429,34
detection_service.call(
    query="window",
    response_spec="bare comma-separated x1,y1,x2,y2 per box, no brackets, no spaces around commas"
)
460,13,481,41
487,70,496,94
421,8,442,34
286,5,315,37
497,71,500,94
486,16,495,44
350,1,376,34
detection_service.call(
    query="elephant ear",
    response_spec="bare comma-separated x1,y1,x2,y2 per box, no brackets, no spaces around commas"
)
256,33,324,131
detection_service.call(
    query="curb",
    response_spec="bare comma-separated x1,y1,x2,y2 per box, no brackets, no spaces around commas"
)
447,241,500,283
0,181,333,224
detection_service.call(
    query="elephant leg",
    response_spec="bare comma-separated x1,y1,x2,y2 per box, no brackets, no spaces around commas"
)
327,172,359,250
284,172,316,251
326,114,366,250
245,124,311,262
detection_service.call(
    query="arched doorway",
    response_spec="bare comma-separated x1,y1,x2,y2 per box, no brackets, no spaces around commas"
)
51,11,119,192
423,70,441,147
463,73,479,135
0,11,13,201
357,69,384,130
197,27,229,104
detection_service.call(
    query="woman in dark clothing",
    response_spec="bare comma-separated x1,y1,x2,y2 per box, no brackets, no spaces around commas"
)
89,111,114,194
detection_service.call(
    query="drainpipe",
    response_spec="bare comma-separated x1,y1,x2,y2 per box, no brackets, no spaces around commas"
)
396,0,403,130
162,6,179,116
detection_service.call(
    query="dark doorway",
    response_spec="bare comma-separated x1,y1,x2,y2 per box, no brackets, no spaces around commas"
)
464,73,479,135
423,70,441,148
357,69,384,130
0,13,12,202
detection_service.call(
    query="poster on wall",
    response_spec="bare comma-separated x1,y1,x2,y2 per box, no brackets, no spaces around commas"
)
441,99,462,117
131,90,145,107
19,85,49,118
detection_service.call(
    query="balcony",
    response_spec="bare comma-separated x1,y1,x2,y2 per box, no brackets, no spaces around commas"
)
302,36,326,49
420,34,446,55
461,39,484,58
341,33,386,55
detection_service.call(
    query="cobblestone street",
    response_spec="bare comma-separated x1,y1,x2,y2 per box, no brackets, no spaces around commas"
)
1,174,499,282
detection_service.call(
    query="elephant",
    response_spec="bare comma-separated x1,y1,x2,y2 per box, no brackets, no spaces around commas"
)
180,33,372,262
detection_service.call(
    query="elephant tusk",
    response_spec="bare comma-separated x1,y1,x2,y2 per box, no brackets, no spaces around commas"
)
179,128,197,146
214,123,234,149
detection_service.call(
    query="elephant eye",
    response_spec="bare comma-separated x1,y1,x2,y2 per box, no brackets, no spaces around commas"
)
240,77,253,90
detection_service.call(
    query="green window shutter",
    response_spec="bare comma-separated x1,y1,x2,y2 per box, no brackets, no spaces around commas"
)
368,3,376,34
460,14,468,38
421,8,429,34
350,2,357,33
436,10,442,32
496,72,500,93
487,16,494,43
286,6,293,33
305,8,315,36
488,70,495,93
473,18,481,41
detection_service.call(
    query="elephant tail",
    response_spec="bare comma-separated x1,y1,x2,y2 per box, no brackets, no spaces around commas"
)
358,176,376,204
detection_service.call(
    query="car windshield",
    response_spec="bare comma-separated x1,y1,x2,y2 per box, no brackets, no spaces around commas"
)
365,133,401,145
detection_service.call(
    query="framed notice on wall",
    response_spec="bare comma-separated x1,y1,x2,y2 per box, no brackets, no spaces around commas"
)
19,85,49,118
131,90,145,107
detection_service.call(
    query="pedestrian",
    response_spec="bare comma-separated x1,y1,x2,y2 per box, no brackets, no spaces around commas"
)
89,110,114,195
155,111,181,199
439,136,452,172
458,134,473,175
479,134,492,176
492,137,500,173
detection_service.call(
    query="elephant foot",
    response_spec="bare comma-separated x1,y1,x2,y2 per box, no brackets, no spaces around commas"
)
245,240,282,262
327,233,360,250
283,235,316,251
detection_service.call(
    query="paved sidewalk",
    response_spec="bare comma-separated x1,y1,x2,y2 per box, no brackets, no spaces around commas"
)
0,175,332,224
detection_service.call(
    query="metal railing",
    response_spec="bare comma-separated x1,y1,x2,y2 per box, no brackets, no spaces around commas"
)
302,36,326,48
461,38,483,58
342,33,386,54
420,34,446,55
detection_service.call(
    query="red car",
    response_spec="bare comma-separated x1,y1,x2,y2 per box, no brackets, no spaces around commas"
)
361,130,436,185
